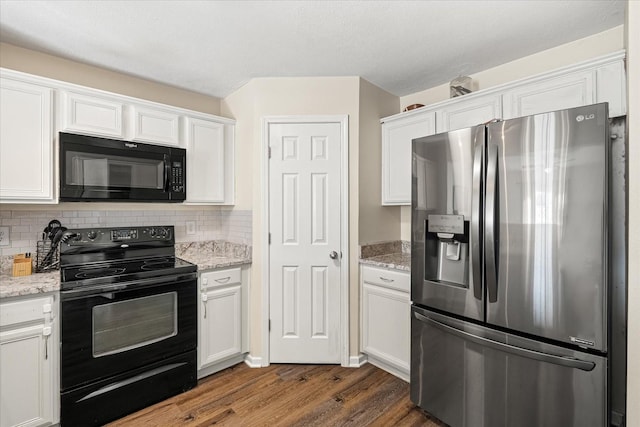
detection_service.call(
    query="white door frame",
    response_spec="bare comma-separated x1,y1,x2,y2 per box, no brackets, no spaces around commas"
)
261,115,349,367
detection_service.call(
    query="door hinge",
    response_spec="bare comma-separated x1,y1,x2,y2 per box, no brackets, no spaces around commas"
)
268,233,271,244
268,147,271,158
269,319,271,331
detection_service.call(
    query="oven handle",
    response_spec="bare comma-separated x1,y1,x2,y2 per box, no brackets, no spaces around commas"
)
61,272,197,300
76,362,187,403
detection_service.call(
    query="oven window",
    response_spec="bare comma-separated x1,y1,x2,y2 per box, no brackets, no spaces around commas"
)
93,292,177,357
65,151,164,189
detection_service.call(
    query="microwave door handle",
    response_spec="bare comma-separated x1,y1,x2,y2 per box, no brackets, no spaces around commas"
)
163,154,171,193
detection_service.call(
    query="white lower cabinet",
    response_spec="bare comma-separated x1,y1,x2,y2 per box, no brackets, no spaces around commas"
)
360,265,410,382
0,294,59,427
198,266,249,378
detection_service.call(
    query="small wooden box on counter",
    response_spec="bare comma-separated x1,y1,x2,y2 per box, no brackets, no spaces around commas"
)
12,254,33,277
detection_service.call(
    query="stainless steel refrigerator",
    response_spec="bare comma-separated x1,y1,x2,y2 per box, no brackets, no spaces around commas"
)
410,103,622,426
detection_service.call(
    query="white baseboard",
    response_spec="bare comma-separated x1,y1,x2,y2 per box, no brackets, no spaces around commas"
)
197,353,246,379
366,355,409,383
244,354,265,368
347,353,368,367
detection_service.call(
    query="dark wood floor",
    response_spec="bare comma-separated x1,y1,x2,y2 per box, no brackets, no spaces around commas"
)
108,362,446,426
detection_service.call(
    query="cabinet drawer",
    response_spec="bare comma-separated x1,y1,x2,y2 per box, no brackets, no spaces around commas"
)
0,296,53,327
361,266,409,293
201,268,241,289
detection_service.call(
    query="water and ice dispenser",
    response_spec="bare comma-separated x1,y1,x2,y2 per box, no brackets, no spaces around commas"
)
424,214,469,288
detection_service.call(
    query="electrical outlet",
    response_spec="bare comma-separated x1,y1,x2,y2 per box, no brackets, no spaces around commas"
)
186,221,196,235
0,226,9,247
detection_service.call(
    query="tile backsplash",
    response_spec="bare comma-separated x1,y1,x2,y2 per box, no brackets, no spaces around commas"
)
0,208,252,256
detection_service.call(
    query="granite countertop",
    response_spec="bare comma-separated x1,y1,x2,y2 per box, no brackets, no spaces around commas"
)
0,240,252,299
176,241,252,271
359,240,411,272
0,271,60,299
360,253,411,272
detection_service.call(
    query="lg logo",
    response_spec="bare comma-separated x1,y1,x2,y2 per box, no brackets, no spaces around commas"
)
576,114,595,122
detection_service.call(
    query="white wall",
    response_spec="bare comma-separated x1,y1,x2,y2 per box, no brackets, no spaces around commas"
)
625,3,639,424
397,26,625,241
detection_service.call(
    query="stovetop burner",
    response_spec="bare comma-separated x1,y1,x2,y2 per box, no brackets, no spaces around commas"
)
141,258,176,271
75,267,127,279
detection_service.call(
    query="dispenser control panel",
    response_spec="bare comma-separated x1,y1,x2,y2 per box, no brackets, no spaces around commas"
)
427,215,464,234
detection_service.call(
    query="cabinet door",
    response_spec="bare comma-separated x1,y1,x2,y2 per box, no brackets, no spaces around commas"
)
382,111,436,205
361,274,410,374
502,70,595,120
62,91,124,138
0,323,54,427
199,285,242,368
185,117,225,203
0,78,54,202
436,93,502,133
131,105,181,146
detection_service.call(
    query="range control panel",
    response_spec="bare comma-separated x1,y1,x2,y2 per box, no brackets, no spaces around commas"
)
61,226,174,246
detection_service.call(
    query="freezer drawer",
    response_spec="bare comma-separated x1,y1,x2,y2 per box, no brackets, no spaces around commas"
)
410,306,607,427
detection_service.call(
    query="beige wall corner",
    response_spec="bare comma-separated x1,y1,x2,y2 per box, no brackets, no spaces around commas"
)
626,2,640,425
358,78,401,244
0,42,221,114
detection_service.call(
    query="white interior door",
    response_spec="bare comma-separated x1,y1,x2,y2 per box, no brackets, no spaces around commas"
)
269,121,342,363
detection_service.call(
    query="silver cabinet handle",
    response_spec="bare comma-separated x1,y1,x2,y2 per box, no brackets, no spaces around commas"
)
214,277,231,283
329,251,338,259
43,326,52,360
379,277,394,283
414,311,596,372
201,293,208,318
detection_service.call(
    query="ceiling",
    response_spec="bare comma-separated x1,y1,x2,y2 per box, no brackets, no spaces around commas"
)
0,0,625,99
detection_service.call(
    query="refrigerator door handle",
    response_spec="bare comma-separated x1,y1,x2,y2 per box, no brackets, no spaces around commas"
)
485,142,499,302
413,311,596,372
471,140,483,300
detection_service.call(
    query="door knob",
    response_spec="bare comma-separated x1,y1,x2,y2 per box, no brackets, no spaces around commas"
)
329,251,338,259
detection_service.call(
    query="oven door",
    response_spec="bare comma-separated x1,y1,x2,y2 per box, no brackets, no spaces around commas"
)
60,273,197,391
59,132,185,202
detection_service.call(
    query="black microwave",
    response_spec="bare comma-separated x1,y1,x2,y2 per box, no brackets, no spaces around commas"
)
59,132,186,202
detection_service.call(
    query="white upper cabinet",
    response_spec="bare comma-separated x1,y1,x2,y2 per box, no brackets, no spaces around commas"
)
131,105,181,146
436,92,502,133
185,117,235,205
61,91,124,138
502,70,595,119
502,52,626,119
381,110,436,205
381,51,626,206
0,75,55,203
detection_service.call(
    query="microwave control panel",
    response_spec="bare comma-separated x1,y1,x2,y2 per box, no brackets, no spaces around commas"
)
171,161,184,193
